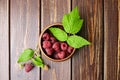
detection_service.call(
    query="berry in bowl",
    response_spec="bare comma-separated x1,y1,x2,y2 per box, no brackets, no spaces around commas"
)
39,23,75,62
39,7,90,62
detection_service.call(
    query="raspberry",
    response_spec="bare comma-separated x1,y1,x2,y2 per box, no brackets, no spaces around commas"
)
50,37,57,43
45,48,54,56
25,63,34,72
49,33,53,37
61,42,68,51
43,41,52,48
52,42,60,52
58,51,66,59
53,53,59,59
42,33,50,41
65,50,70,57
67,46,74,53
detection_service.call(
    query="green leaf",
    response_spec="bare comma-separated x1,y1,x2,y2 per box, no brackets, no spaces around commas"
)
62,6,83,34
67,35,90,48
17,48,34,63
70,6,80,19
49,27,68,41
31,57,44,68
35,55,43,63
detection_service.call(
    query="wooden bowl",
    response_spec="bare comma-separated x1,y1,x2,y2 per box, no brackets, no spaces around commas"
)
39,23,75,62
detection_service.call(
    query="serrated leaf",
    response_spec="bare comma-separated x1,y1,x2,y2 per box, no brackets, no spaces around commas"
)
62,6,83,34
31,57,44,68
17,48,34,63
70,6,80,19
67,35,90,48
49,27,68,41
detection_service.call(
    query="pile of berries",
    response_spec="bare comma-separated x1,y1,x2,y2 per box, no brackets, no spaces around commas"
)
42,31,74,59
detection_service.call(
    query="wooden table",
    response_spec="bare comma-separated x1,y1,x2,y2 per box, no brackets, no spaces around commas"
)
0,0,119,80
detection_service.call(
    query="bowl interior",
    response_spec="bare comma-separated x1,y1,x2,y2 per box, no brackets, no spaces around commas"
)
39,23,75,62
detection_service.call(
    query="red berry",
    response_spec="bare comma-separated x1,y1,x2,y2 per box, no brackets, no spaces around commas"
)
58,51,66,59
50,37,57,43
42,33,50,41
43,41,52,48
65,50,70,57
61,42,68,51
67,46,74,53
49,33,53,37
52,42,60,52
53,53,59,59
45,48,54,56
25,63,34,72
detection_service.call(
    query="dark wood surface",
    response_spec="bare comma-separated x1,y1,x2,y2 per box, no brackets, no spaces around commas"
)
104,0,119,80
0,0,119,80
72,0,103,80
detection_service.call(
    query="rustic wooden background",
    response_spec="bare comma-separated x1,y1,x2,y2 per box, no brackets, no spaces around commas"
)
0,0,119,80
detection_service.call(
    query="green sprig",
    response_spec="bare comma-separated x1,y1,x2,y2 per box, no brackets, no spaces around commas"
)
49,6,90,48
17,48,48,70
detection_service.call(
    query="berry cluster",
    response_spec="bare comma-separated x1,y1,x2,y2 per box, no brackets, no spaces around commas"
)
42,32,74,59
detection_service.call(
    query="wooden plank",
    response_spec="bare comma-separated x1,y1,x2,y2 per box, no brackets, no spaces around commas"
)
0,0,9,80
72,0,103,80
10,0,40,80
104,0,119,80
41,0,71,80
118,0,120,80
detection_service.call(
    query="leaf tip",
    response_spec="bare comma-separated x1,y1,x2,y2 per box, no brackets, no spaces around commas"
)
87,41,91,45
75,6,78,10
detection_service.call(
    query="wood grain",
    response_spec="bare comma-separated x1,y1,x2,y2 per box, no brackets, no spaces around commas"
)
0,0,119,79
104,0,119,80
72,0,103,80
10,0,40,80
41,0,71,80
0,0,9,80
118,0,120,80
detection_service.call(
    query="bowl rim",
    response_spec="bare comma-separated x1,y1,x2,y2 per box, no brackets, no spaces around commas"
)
39,23,75,62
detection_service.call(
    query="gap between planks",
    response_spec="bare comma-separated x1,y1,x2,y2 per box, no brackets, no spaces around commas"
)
118,0,120,80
